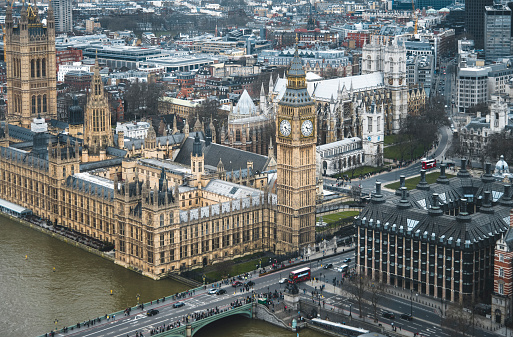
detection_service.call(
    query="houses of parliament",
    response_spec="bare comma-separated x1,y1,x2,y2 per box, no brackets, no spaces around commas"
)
0,3,317,279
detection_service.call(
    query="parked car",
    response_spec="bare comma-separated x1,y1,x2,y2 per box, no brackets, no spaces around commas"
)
173,302,185,308
323,263,333,269
279,278,288,284
401,313,413,321
208,288,218,295
382,311,395,319
216,289,226,295
245,281,255,287
232,281,243,287
146,309,159,316
343,258,352,263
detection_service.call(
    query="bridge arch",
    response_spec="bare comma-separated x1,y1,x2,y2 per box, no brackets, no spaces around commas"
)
191,309,252,336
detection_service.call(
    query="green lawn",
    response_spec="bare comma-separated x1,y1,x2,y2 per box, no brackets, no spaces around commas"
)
317,210,360,224
385,172,456,190
384,143,425,161
384,134,401,145
205,259,265,281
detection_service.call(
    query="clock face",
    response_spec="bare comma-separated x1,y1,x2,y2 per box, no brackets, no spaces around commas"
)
279,119,291,137
301,119,313,137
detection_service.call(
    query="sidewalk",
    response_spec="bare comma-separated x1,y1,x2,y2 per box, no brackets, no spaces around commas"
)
307,279,504,337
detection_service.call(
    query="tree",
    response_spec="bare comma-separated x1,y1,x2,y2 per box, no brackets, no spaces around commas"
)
124,81,163,120
467,102,489,116
369,274,386,323
399,95,449,160
441,296,476,337
447,133,465,159
485,131,513,163
350,184,362,202
346,273,368,318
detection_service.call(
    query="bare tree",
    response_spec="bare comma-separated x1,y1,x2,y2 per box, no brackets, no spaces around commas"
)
441,299,473,337
346,273,368,318
369,274,386,323
350,184,362,202
485,131,513,163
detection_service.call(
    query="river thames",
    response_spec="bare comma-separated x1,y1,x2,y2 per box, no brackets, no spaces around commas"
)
0,216,325,337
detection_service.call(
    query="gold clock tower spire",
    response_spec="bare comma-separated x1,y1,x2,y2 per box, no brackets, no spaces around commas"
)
275,45,316,254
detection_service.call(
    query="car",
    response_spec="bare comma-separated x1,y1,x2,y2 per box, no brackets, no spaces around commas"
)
232,281,243,287
279,278,289,284
173,302,185,308
343,258,352,263
146,309,159,316
382,311,395,319
323,263,333,269
245,281,255,287
216,289,226,295
208,288,218,295
401,313,413,321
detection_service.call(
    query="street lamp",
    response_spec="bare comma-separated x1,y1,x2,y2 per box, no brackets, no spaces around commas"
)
349,304,352,317
410,289,413,316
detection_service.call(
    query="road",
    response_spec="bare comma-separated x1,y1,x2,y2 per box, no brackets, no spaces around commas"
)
55,251,497,337
324,121,453,197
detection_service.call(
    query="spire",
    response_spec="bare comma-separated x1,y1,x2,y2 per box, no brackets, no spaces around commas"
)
193,113,202,132
192,133,202,157
260,82,265,97
209,114,215,131
268,74,274,94
157,167,165,192
268,136,274,158
172,114,178,134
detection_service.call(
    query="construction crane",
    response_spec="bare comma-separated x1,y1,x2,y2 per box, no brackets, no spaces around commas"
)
412,0,418,35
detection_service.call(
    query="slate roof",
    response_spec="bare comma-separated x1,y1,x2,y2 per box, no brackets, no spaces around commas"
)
115,133,185,150
174,132,269,173
49,119,69,130
80,158,123,172
1,123,34,142
357,164,513,249
65,173,115,201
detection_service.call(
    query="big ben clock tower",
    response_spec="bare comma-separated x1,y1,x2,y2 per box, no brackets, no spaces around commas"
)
276,45,317,255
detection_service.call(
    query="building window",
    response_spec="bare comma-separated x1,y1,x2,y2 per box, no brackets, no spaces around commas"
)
499,268,504,277
368,117,373,133
32,96,36,115
499,254,504,262
499,282,504,295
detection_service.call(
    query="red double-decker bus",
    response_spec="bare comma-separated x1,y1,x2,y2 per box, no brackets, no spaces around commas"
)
289,267,311,283
421,158,436,170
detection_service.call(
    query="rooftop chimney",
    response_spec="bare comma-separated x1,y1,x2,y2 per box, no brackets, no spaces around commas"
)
436,163,449,184
416,169,430,190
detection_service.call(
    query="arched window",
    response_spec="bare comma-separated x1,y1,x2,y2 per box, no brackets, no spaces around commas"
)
37,59,41,77
31,96,36,115
367,56,371,70
42,58,46,77
42,95,47,113
389,58,394,73
31,59,35,78
37,95,42,114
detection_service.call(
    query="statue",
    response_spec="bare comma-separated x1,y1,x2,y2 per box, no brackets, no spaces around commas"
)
286,281,299,295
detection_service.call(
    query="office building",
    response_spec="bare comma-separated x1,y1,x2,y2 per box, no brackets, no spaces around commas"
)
356,162,511,303
466,0,494,49
485,4,512,62
53,0,73,33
